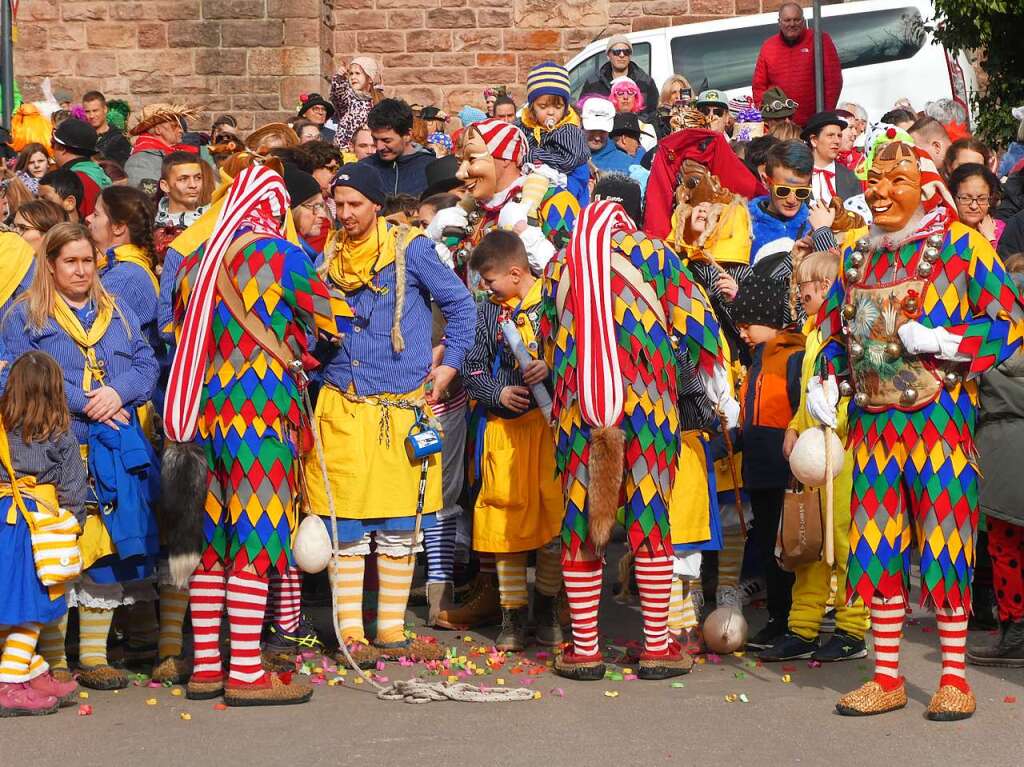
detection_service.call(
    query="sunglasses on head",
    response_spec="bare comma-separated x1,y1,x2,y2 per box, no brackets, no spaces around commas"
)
609,48,631,57
771,183,812,201
699,105,726,117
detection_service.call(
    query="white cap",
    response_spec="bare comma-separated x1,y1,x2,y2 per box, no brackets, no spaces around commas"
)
581,97,616,133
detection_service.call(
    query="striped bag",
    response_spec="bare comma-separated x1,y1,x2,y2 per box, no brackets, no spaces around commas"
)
0,421,82,587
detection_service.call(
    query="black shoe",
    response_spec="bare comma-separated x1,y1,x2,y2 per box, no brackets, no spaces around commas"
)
968,586,999,631
967,619,1024,668
532,593,564,647
746,618,785,650
812,630,867,662
758,632,819,661
263,616,324,654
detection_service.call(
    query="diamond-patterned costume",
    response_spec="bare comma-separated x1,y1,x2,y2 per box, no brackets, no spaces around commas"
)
174,230,350,577
816,222,1024,611
541,229,722,559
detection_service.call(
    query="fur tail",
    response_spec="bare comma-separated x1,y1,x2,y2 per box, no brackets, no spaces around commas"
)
157,441,208,590
588,426,625,553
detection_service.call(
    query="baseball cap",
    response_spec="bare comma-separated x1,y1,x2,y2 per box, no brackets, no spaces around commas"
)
581,97,616,133
695,89,729,109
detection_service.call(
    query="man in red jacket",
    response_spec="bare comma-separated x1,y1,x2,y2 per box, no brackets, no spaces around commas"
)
752,2,842,127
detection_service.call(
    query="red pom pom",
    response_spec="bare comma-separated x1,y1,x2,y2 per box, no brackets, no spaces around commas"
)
299,93,309,103
886,127,897,138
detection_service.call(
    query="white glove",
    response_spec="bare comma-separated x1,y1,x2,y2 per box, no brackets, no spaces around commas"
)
498,201,530,231
434,240,454,269
897,321,969,362
719,396,741,430
699,364,740,429
806,375,839,428
527,163,566,189
425,206,468,241
519,225,556,274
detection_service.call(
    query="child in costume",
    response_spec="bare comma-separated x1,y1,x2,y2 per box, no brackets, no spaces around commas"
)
0,352,87,717
808,134,1024,720
462,231,564,651
759,250,869,662
729,274,806,650
516,61,591,210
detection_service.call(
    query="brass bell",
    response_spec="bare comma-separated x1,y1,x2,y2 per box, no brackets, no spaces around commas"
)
467,211,481,225
924,246,940,263
838,380,854,397
842,303,856,321
943,371,962,390
917,261,933,278
900,387,918,406
849,342,864,359
845,267,861,284
885,341,902,360
856,237,871,252
854,392,869,408
903,296,919,314
927,233,943,249
849,251,864,267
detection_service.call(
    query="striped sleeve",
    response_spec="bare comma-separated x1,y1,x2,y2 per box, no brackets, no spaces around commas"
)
527,124,591,174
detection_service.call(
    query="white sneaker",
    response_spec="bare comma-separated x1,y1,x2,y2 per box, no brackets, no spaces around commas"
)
739,577,767,606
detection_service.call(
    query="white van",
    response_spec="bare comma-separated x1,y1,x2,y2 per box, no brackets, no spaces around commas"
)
565,0,975,124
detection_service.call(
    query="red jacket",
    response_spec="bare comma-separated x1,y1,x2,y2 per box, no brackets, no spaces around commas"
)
752,29,842,127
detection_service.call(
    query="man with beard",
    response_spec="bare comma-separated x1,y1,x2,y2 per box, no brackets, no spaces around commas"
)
807,133,1024,720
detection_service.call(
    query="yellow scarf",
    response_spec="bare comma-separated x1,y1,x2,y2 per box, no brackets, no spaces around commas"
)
0,233,34,308
328,218,395,294
110,244,159,294
498,277,543,355
51,296,115,390
519,104,581,146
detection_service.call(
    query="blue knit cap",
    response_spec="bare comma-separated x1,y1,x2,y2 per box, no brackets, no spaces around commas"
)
526,61,571,105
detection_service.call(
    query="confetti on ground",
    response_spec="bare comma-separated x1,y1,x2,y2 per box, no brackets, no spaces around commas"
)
147,681,163,688
79,691,89,699
609,673,623,681
213,703,227,711
807,660,822,669
670,682,685,688
1005,696,1017,704
782,674,792,683
171,688,183,697
180,713,192,721
725,693,738,702
623,674,637,681
146,698,158,706
707,654,722,664
353,677,364,685
603,690,619,698
496,678,505,685
78,704,93,716
551,687,565,697
781,665,796,672
739,693,749,703
734,671,746,679
532,691,542,700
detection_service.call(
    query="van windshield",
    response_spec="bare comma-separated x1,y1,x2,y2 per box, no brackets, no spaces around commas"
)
569,43,652,100
670,7,926,91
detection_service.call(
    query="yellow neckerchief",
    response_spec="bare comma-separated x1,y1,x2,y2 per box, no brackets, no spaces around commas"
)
497,277,543,354
107,244,159,294
519,104,581,145
51,296,115,390
328,218,394,294
0,233,34,308
168,168,300,260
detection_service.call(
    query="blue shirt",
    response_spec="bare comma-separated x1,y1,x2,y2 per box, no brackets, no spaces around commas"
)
748,196,811,265
321,234,475,396
589,139,632,174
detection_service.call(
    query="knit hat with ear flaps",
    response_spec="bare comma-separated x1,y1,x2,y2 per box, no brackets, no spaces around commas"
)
526,61,571,105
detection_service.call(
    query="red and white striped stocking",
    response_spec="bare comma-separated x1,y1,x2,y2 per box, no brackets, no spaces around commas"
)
189,569,227,680
563,559,604,658
270,566,302,634
936,606,969,693
634,550,673,654
226,571,270,686
870,593,905,690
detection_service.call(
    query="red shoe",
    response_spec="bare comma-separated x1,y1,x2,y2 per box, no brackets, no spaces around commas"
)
0,682,59,717
638,640,694,680
553,648,606,681
28,672,78,707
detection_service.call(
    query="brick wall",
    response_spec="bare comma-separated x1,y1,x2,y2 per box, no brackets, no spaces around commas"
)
12,0,800,130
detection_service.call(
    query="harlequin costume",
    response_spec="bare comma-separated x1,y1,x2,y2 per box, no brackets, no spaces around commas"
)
166,165,352,706
461,276,564,650
811,139,1024,719
541,201,727,681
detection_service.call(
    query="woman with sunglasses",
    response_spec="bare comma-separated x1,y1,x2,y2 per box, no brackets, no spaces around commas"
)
609,78,658,151
949,163,1004,248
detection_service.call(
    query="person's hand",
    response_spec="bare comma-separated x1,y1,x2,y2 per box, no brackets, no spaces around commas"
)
425,206,469,241
425,364,458,405
498,385,531,413
527,163,565,188
806,375,839,428
716,272,739,300
431,343,445,370
791,235,814,262
808,199,836,230
977,216,997,241
84,386,124,423
101,408,131,431
719,396,741,430
897,321,967,361
521,358,548,386
783,427,799,459
498,201,530,234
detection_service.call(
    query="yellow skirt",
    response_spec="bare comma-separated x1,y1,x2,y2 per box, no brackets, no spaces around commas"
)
474,408,563,553
304,385,442,520
669,430,713,546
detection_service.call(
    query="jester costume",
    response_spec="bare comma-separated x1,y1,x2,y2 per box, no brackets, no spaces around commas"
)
166,166,351,705
813,139,1024,720
542,201,724,680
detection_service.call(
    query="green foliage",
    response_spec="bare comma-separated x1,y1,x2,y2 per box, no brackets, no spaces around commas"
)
929,1,1024,148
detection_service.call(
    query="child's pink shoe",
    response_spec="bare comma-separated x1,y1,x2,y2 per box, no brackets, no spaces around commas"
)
0,682,59,717
29,672,79,707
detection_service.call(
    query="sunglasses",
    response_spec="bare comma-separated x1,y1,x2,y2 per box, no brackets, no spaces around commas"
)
608,48,631,57
699,105,726,117
771,183,813,201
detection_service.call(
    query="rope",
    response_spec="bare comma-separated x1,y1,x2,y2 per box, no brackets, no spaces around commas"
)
297,366,535,703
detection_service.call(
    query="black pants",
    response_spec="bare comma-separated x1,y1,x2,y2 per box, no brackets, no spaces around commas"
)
749,487,794,625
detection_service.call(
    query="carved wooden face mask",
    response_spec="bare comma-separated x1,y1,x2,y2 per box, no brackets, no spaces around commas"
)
456,130,499,202
866,141,922,232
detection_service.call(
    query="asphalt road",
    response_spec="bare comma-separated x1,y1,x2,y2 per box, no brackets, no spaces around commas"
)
7,560,1024,767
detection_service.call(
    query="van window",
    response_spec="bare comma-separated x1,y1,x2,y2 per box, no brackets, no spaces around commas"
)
670,8,926,91
569,43,652,100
